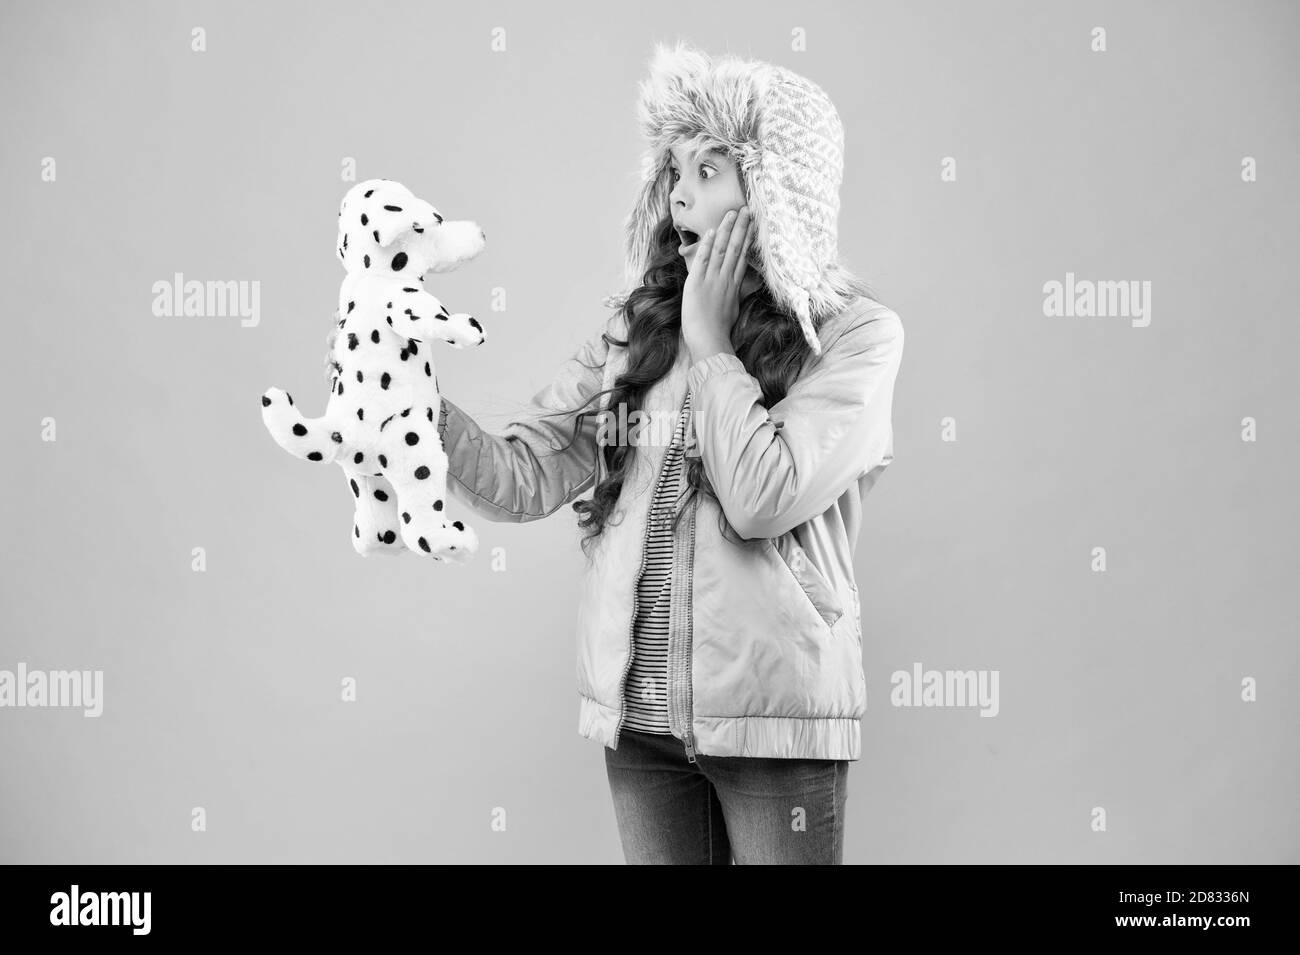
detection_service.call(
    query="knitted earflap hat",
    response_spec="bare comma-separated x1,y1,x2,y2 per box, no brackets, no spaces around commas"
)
604,40,866,357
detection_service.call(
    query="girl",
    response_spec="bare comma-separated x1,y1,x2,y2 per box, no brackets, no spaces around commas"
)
427,42,902,863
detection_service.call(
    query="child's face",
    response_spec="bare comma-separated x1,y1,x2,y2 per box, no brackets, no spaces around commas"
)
667,145,753,272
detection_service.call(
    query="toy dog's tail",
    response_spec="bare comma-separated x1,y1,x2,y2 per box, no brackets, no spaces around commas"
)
259,387,343,464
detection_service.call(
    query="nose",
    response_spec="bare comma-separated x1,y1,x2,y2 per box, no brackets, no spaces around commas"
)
669,176,691,209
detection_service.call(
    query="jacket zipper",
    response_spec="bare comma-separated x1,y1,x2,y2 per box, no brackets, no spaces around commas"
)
613,394,696,760
611,453,661,752
677,493,699,763
671,398,699,763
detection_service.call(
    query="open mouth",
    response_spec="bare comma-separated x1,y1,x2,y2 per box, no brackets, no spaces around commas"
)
676,226,700,254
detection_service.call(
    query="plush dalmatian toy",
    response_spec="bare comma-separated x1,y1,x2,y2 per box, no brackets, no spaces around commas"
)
260,178,486,563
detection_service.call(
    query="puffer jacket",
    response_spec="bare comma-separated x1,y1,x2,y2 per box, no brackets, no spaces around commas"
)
436,295,904,761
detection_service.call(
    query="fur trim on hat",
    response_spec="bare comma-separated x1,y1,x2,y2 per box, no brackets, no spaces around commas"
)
603,41,872,356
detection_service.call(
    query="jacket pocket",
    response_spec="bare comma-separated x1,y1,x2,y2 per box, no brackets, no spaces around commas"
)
772,534,844,629
848,582,862,646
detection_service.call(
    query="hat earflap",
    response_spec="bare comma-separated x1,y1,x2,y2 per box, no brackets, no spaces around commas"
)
617,155,673,299
743,151,824,357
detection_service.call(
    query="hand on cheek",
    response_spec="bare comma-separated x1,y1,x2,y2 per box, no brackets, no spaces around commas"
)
681,206,753,364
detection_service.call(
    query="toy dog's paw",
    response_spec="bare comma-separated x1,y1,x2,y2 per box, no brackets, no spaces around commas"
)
403,518,477,564
260,386,294,409
439,520,478,564
352,524,406,557
440,313,486,350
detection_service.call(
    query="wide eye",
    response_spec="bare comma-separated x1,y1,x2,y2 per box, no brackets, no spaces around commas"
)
670,165,715,183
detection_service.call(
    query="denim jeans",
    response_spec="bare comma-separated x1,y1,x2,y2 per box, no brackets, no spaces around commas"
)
604,728,850,864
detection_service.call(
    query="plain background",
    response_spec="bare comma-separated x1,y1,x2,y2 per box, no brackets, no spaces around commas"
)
1,0,1297,864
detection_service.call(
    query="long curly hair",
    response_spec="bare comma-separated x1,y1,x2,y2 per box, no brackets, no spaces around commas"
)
539,213,876,561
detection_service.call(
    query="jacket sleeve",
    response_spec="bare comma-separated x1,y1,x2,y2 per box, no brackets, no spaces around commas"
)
435,317,614,523
684,307,904,541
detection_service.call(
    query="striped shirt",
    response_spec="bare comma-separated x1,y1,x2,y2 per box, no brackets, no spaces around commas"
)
622,390,693,735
